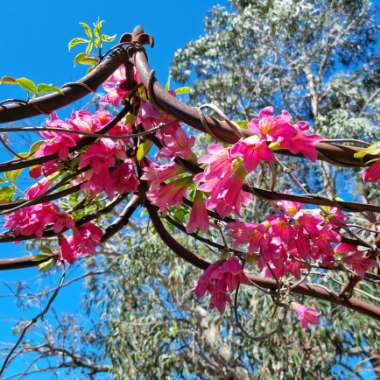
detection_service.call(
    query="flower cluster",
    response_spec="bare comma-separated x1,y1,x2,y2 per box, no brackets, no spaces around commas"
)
102,65,141,106
4,203,74,239
195,257,250,313
3,60,377,332
194,107,321,218
59,222,103,263
227,201,375,279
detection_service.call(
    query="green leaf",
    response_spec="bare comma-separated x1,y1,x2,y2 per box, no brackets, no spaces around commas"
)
86,41,94,55
29,140,44,156
40,245,53,254
94,38,101,49
136,141,153,161
168,324,179,338
37,83,62,96
235,120,248,129
32,253,53,262
74,53,98,66
68,37,88,51
16,77,37,94
38,258,55,272
0,76,17,85
93,19,104,39
0,185,15,202
79,22,92,39
10,168,23,184
125,113,136,125
175,86,193,95
165,76,171,91
101,34,116,42
354,142,380,159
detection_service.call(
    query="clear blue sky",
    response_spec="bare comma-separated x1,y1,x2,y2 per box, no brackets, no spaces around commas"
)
0,1,226,378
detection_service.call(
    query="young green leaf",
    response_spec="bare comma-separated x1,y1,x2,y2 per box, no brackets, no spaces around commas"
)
16,77,37,94
68,37,88,51
10,168,23,184
235,120,248,129
94,19,104,39
0,185,15,202
32,253,54,262
37,83,62,96
74,53,98,66
79,22,93,39
101,34,116,42
0,76,17,85
29,140,44,156
175,86,193,95
354,142,380,159
85,41,94,55
136,141,153,161
38,258,55,271
165,76,171,91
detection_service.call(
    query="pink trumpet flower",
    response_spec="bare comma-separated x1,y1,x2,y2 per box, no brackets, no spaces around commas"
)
292,303,320,329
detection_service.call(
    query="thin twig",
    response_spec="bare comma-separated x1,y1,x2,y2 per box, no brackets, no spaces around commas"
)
0,268,66,376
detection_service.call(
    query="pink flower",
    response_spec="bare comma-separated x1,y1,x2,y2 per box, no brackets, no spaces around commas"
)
36,112,78,160
71,223,103,256
231,135,275,172
278,201,303,217
102,66,129,106
53,211,75,234
25,178,51,200
136,101,162,129
147,177,192,213
335,243,376,278
227,221,266,254
186,192,209,234
195,257,251,313
196,146,251,217
29,161,58,178
197,144,232,179
110,161,139,196
248,107,296,143
79,139,124,172
4,203,73,238
204,170,252,218
141,162,182,189
363,159,380,182
248,107,321,161
159,125,195,160
292,303,320,329
280,121,321,161
59,235,77,264
69,110,96,133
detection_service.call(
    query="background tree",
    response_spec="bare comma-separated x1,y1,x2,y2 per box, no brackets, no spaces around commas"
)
0,1,379,379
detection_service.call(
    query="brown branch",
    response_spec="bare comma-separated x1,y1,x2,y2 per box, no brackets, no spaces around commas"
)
0,47,129,123
145,201,209,270
101,194,140,242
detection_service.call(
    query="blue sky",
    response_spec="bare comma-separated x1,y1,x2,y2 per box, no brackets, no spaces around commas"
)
0,1,227,378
